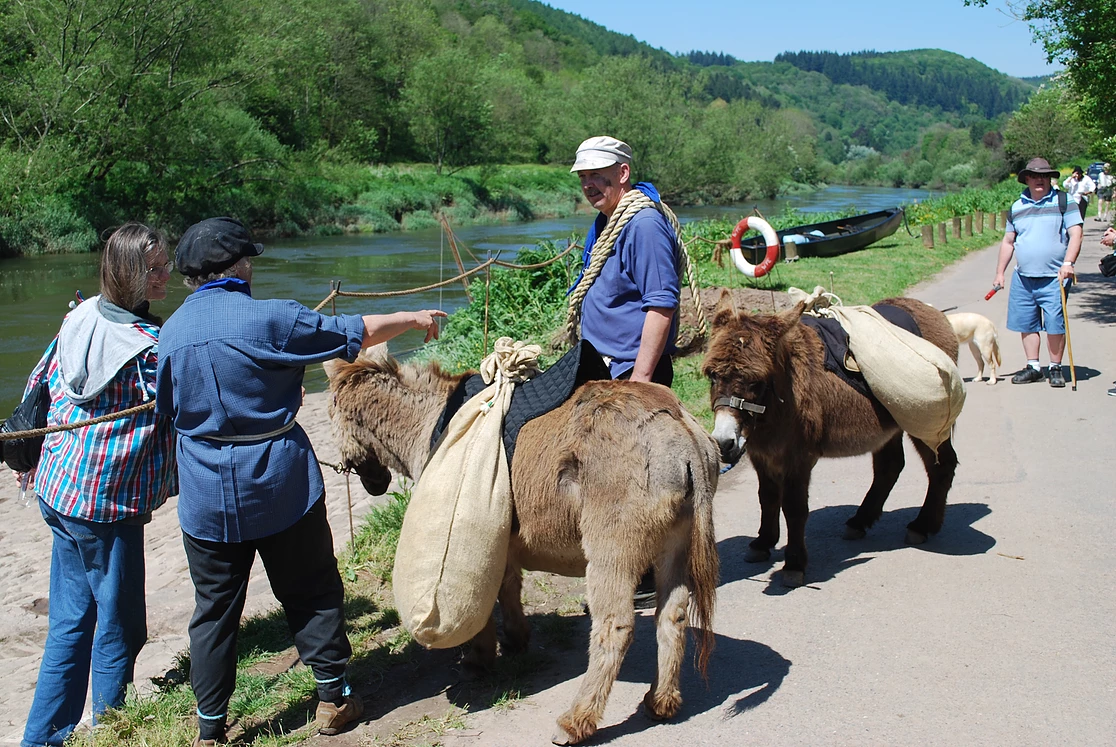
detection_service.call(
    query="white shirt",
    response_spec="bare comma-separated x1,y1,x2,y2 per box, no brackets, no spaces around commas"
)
1062,175,1096,202
1097,172,1114,190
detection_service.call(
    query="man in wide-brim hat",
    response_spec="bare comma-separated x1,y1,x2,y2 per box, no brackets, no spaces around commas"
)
994,158,1083,387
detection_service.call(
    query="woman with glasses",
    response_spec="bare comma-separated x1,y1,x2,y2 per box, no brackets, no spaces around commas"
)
16,223,177,747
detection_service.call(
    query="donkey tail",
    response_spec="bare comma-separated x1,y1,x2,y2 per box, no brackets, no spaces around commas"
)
687,432,720,678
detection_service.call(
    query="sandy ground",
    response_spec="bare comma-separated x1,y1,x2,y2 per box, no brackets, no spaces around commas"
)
2,221,1115,745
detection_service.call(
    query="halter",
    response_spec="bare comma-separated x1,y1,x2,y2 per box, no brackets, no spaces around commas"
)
713,395,766,415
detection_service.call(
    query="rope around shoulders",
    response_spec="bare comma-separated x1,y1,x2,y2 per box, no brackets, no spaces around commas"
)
561,189,707,346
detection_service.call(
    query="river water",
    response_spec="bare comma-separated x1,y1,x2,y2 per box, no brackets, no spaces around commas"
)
0,185,938,414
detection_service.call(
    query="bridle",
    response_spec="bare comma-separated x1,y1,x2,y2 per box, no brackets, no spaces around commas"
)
713,395,766,415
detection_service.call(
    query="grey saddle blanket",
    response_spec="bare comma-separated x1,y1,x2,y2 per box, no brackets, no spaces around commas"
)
429,340,611,463
800,303,921,398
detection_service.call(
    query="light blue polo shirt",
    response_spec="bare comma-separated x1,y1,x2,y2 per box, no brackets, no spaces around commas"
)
1006,188,1084,277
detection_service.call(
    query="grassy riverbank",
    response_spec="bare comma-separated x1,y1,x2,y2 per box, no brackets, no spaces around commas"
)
71,192,1010,746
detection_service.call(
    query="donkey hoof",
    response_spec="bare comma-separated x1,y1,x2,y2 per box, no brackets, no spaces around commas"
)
643,688,682,721
551,731,572,746
843,524,867,541
781,569,806,587
744,546,772,563
905,528,928,545
554,711,594,745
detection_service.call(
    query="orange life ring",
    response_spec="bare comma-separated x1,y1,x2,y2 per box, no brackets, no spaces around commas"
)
729,217,780,278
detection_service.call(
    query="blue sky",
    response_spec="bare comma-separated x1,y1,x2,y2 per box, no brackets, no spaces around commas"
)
543,0,1058,78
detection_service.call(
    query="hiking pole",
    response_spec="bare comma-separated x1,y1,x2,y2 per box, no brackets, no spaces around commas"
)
1059,280,1077,391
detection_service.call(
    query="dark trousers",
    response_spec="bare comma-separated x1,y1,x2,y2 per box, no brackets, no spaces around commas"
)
616,355,674,388
182,497,351,738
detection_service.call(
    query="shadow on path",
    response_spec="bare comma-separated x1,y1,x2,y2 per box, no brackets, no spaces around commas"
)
717,502,995,594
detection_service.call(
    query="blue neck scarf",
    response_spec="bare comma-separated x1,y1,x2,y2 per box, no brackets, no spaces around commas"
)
197,277,252,295
567,182,662,296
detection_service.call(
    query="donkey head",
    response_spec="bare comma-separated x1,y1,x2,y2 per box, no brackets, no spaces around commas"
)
702,291,804,463
325,344,464,494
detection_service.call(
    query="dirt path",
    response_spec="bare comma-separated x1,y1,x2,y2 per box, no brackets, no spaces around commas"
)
2,222,1114,745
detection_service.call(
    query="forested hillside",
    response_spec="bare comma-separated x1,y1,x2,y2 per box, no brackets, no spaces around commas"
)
775,50,1031,118
0,0,1040,256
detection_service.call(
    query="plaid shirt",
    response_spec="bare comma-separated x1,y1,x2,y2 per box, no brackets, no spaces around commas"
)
29,325,178,523
156,281,364,542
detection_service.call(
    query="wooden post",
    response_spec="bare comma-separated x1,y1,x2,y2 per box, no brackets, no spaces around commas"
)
783,238,799,261
1000,210,1010,229
952,217,962,239
964,215,973,237
937,222,948,245
991,212,998,231
975,211,984,233
921,225,934,248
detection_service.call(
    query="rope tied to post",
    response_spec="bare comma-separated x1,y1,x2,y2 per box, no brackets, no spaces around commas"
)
561,190,707,347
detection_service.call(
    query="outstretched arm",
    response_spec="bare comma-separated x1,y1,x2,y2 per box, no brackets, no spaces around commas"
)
361,310,447,347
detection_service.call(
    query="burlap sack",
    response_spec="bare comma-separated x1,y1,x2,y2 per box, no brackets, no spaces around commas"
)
392,338,541,649
827,305,965,452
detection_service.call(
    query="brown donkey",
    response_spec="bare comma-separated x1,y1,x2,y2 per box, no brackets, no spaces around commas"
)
325,347,719,745
703,293,959,587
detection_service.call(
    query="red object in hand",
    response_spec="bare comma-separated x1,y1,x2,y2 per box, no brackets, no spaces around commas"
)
985,285,1003,300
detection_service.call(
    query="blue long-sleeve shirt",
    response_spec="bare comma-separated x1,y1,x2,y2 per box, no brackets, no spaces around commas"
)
155,281,365,542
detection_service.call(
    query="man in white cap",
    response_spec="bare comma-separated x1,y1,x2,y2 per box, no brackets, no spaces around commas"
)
567,136,682,608
566,135,680,387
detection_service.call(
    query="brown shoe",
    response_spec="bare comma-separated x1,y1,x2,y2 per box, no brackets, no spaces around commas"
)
192,737,225,747
315,694,364,735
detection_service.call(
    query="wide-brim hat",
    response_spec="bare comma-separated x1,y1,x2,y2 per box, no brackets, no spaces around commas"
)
175,217,264,277
1017,157,1060,184
571,136,632,172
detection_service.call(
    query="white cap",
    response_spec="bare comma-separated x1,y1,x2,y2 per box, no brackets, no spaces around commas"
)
571,136,633,172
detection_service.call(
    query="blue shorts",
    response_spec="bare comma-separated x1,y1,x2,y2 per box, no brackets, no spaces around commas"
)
1006,274,1071,334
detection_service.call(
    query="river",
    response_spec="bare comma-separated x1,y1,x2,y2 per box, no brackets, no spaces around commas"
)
0,185,939,414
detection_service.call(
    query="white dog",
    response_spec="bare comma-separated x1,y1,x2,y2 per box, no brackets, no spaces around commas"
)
948,312,1002,385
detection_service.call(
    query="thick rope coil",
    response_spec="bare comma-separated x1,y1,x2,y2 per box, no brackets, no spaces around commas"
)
562,190,707,346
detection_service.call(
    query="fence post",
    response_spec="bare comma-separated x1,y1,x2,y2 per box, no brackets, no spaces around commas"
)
964,214,973,238
937,222,948,245
975,211,984,233
952,217,962,239
921,225,934,248
1000,210,1010,230
991,212,998,231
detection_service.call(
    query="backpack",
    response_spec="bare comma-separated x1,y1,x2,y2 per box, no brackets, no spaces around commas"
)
0,343,56,473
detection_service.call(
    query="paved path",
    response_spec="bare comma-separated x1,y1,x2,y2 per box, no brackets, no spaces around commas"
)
1,222,1114,745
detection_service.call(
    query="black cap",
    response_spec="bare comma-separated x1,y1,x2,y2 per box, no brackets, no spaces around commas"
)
175,217,264,277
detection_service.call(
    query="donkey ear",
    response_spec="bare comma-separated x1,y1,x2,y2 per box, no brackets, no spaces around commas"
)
322,358,345,381
773,301,806,337
712,289,736,328
361,343,392,364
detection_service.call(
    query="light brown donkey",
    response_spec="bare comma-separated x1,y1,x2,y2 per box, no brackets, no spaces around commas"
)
325,347,719,745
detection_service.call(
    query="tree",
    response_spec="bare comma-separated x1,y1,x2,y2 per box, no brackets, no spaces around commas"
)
401,48,493,174
1001,83,1092,170
967,0,1116,146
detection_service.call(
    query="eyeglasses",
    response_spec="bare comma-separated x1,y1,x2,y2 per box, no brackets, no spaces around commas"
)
147,261,174,275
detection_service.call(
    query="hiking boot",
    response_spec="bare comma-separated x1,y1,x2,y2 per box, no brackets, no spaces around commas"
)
315,694,364,736
192,737,225,747
1048,365,1066,388
1109,386,1116,397
1011,367,1044,384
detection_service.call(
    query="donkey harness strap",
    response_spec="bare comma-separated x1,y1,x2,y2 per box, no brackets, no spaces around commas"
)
713,396,766,414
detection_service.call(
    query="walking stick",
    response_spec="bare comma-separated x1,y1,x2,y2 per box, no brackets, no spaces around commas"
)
1059,279,1077,391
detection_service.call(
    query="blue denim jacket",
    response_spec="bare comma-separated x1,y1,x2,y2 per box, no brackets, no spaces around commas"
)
155,281,365,542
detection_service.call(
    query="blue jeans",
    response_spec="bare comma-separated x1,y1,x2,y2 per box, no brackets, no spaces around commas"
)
22,499,148,747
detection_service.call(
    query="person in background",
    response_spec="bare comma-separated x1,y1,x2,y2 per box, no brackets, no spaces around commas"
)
155,217,444,746
1095,163,1113,223
1062,165,1095,221
19,224,177,747
996,158,1084,388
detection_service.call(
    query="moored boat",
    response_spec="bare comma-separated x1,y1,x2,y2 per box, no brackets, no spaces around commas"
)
737,207,904,263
